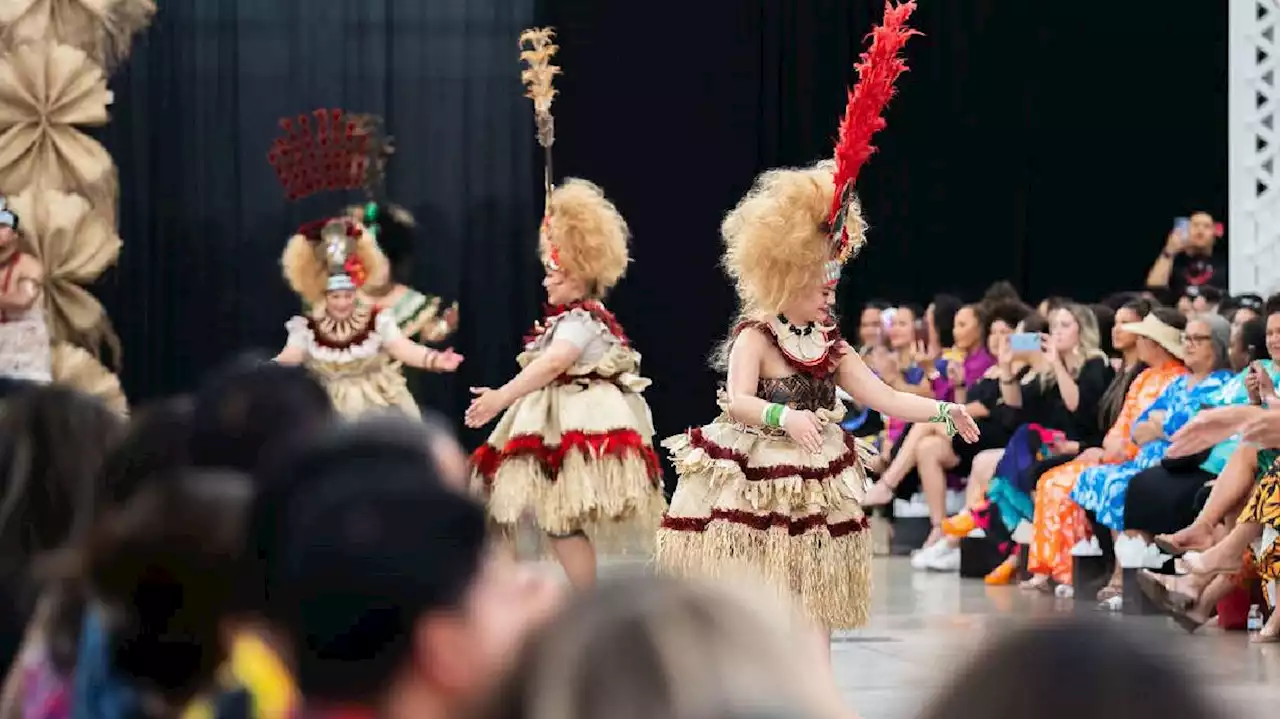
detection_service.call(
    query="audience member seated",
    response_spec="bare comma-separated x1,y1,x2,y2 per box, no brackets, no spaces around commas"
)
260,418,561,719
481,577,847,719
1123,311,1275,549
1025,309,1189,588
1146,211,1227,301
952,305,1114,584
867,304,932,450
1223,293,1264,325
917,617,1223,719
0,387,122,716
1069,314,1232,604
82,471,251,718
925,293,962,361
864,303,997,554
854,299,889,351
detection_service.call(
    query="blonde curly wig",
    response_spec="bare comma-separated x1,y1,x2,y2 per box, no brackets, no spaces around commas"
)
542,178,630,297
721,161,865,315
280,221,387,306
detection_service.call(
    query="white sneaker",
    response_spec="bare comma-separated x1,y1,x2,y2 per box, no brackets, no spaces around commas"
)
924,544,961,572
911,540,947,570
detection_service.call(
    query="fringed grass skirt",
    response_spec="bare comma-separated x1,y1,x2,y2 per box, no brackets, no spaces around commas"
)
656,419,874,629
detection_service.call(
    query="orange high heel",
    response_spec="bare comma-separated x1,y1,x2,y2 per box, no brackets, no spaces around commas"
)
941,510,976,538
984,556,1017,585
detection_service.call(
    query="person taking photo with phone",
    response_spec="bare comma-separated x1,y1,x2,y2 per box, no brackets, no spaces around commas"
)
1146,211,1227,301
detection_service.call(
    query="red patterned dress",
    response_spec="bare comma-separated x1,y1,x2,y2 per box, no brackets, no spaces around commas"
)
470,301,666,550
656,321,874,629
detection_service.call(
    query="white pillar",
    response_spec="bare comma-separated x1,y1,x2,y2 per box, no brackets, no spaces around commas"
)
1231,0,1280,295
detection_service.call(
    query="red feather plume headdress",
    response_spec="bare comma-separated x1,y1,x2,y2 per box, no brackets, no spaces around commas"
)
267,109,372,201
824,1,920,286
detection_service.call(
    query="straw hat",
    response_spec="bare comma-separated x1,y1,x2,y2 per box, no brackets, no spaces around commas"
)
1120,314,1186,361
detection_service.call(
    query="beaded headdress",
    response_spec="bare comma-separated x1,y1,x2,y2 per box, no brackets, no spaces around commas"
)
822,1,919,287
268,109,384,296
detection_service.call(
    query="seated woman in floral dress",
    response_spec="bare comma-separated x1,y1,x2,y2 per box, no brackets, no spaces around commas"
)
1067,314,1232,602
1025,308,1190,588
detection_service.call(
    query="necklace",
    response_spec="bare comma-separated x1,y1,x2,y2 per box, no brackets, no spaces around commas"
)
776,313,815,336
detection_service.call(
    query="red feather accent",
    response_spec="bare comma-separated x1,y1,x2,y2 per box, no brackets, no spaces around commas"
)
267,108,371,201
827,1,920,225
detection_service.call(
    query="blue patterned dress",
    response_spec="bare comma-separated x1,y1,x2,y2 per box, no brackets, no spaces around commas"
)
1200,359,1280,474
1070,370,1233,531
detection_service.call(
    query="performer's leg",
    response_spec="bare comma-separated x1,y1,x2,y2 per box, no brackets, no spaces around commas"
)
549,530,597,589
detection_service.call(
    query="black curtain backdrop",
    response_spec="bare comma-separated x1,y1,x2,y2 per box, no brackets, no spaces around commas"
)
96,0,1226,457
543,0,1226,461
97,0,541,438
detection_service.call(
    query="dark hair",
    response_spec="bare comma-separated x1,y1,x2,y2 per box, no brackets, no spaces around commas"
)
985,300,1032,331
981,280,1021,306
1239,317,1267,364
0,386,123,672
86,471,251,709
1152,306,1188,332
930,294,963,348
1090,304,1116,356
188,355,334,475
917,618,1221,719
1101,291,1142,311
262,424,485,703
1197,285,1224,304
367,202,416,283
1039,296,1071,314
1266,292,1280,317
1020,313,1049,335
861,299,891,312
97,396,194,507
1119,297,1157,320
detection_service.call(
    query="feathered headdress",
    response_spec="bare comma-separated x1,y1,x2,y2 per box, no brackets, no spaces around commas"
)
267,109,372,201
268,109,386,301
823,1,919,286
519,27,563,268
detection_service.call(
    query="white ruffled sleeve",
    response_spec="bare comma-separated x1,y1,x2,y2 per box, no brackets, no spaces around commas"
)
285,316,312,350
550,313,596,349
375,310,403,343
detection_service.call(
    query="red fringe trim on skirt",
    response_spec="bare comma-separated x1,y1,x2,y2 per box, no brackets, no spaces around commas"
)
472,428,662,489
661,510,870,538
683,427,863,482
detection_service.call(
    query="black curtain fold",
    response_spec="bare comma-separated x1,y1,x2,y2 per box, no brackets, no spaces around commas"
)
99,0,540,439
543,0,1225,477
96,0,1226,458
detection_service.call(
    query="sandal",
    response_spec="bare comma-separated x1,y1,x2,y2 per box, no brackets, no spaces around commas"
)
1018,575,1053,594
1135,570,1196,615
1096,582,1123,603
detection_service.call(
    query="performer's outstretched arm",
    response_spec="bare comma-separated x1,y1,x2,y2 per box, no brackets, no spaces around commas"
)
464,340,582,428
274,345,306,365
384,336,463,372
835,343,979,442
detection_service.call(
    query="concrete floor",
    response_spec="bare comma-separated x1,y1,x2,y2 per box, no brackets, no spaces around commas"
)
837,558,1280,718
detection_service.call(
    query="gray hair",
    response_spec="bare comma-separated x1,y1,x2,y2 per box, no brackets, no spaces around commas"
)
1195,313,1232,371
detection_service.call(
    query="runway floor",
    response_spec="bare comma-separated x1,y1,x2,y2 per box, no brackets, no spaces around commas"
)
836,558,1278,718
594,556,1278,718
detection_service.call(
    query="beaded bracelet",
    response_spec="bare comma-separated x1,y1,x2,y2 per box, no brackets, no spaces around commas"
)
928,401,959,438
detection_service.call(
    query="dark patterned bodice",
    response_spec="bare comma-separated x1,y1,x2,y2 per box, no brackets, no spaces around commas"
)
757,373,837,412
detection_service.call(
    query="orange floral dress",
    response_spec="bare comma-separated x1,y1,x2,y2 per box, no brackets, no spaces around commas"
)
1027,360,1187,583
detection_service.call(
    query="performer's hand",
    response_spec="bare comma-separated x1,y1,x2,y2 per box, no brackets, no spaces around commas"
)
442,305,460,332
783,409,824,454
950,404,980,443
465,386,506,428
1242,409,1280,449
433,348,464,372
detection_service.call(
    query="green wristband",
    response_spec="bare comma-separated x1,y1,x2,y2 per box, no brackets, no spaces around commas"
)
763,403,785,428
930,401,959,438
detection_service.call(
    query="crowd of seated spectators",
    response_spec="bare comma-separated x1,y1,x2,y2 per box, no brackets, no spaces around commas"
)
845,211,1280,642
